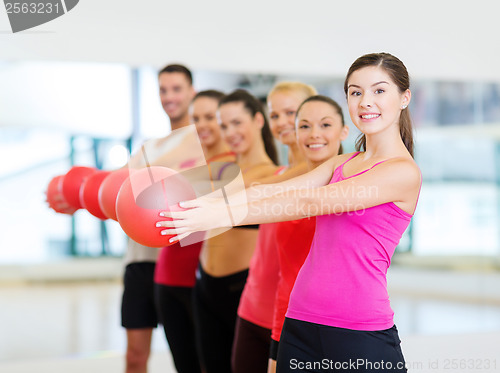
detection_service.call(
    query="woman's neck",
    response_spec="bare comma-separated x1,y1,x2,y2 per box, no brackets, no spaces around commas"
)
363,125,407,159
203,141,231,161
307,159,323,170
237,142,272,169
287,142,306,168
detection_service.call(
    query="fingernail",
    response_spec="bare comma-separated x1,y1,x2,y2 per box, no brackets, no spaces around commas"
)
161,231,167,235
169,238,176,243
156,223,162,227
159,212,165,217
178,202,185,208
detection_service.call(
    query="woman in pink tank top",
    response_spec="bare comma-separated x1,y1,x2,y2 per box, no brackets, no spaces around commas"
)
267,95,349,373
158,53,422,372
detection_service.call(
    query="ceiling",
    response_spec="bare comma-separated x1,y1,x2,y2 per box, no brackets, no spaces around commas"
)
1,0,499,82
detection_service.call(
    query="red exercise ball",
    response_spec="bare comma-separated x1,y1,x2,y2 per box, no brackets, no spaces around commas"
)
98,168,134,221
45,175,77,214
61,166,98,209
79,170,111,220
46,175,63,209
115,166,196,247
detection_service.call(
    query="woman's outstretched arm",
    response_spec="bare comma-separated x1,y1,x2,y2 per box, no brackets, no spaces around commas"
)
157,157,420,242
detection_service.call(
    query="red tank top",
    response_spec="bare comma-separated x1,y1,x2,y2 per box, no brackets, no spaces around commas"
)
271,217,315,341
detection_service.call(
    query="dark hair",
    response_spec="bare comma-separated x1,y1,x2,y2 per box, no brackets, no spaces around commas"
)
193,89,225,102
219,89,279,165
158,64,193,85
296,95,345,155
343,52,414,157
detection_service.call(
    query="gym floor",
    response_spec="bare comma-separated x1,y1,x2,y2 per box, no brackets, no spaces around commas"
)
0,262,499,373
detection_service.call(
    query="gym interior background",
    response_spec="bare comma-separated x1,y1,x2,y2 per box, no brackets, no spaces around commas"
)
1,1,499,372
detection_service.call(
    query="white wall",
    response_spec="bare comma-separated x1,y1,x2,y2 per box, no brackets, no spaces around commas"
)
0,0,499,82
0,62,133,135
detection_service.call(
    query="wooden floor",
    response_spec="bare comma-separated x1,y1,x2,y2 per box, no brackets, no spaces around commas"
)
0,265,499,372
1,332,498,373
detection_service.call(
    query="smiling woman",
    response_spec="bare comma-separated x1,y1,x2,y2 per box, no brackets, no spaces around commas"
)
296,95,349,168
345,60,413,157
191,91,224,150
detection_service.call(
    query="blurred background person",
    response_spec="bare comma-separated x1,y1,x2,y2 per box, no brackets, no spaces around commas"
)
192,89,278,373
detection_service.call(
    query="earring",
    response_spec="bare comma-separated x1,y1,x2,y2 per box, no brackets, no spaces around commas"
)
401,105,407,109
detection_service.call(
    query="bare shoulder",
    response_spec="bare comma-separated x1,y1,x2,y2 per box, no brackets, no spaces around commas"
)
381,156,421,187
256,164,280,178
301,152,358,186
257,162,309,185
330,152,358,171
243,164,279,185
335,152,358,162
387,156,420,174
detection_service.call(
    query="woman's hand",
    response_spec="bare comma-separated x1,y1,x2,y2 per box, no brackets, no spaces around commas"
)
156,195,233,243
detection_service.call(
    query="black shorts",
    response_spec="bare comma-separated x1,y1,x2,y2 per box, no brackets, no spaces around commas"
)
193,264,248,373
232,316,271,373
277,318,407,372
121,262,158,329
270,338,279,361
154,283,201,373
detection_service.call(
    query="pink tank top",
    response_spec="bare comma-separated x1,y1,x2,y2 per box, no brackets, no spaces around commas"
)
286,152,416,330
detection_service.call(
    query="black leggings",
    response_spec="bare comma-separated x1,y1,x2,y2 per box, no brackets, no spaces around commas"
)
277,318,407,372
232,316,271,373
193,265,248,373
154,283,201,373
